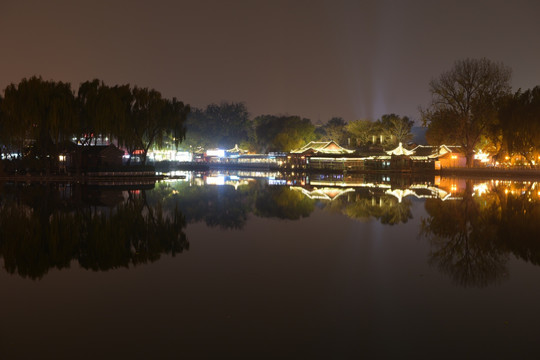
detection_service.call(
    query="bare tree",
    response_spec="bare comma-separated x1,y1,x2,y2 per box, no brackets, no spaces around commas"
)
422,58,511,167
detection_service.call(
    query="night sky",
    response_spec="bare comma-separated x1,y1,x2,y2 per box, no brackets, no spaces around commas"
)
1,0,539,124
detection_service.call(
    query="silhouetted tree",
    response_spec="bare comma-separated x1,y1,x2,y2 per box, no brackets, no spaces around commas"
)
120,87,189,165
184,102,251,149
0,77,77,172
422,58,512,166
378,114,414,146
499,86,540,165
321,117,348,145
254,115,315,152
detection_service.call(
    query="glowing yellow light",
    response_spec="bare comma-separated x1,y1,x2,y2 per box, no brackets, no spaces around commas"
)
505,156,510,160
451,155,457,159
473,183,488,196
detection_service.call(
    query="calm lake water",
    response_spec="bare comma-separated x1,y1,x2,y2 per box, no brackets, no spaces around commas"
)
1,171,540,359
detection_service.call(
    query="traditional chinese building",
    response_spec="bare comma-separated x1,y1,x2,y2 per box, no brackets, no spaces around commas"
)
286,141,468,172
288,141,361,171
410,145,466,169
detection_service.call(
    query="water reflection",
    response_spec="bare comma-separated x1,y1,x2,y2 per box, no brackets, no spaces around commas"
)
422,180,509,287
0,183,188,279
2,173,540,287
154,172,439,226
422,179,540,287
157,172,540,288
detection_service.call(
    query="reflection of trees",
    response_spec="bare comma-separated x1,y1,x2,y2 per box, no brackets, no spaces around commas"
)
421,181,509,288
494,185,540,266
153,181,416,226
254,186,315,220
0,184,188,279
325,191,413,225
152,182,315,226
151,182,257,229
423,180,540,287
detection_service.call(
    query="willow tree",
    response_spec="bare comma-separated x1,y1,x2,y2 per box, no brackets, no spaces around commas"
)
0,77,76,170
422,58,512,167
122,87,189,165
76,80,132,145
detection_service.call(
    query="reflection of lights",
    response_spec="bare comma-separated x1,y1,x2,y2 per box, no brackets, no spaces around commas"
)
473,182,489,196
206,176,225,185
291,186,355,201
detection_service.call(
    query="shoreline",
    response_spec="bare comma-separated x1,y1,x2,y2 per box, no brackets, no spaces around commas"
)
2,166,540,182
438,167,540,180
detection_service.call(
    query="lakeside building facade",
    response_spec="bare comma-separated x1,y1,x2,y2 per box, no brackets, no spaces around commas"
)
141,140,468,173
287,141,466,172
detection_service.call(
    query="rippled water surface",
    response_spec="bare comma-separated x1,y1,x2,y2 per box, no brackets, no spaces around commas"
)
2,172,540,358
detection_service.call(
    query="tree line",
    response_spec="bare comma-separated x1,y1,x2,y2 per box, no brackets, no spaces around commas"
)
422,57,540,167
183,102,414,153
0,77,190,171
6,59,537,169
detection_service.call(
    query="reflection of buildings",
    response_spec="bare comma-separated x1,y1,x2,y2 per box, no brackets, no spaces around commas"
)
291,182,453,203
168,170,463,202
290,186,356,201
163,169,540,205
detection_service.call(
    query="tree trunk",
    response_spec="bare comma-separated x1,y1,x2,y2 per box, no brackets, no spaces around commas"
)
466,152,474,168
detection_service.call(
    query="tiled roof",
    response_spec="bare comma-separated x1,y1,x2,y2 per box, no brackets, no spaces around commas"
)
291,141,354,154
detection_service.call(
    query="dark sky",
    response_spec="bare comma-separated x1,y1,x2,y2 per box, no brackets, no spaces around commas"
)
1,0,539,124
